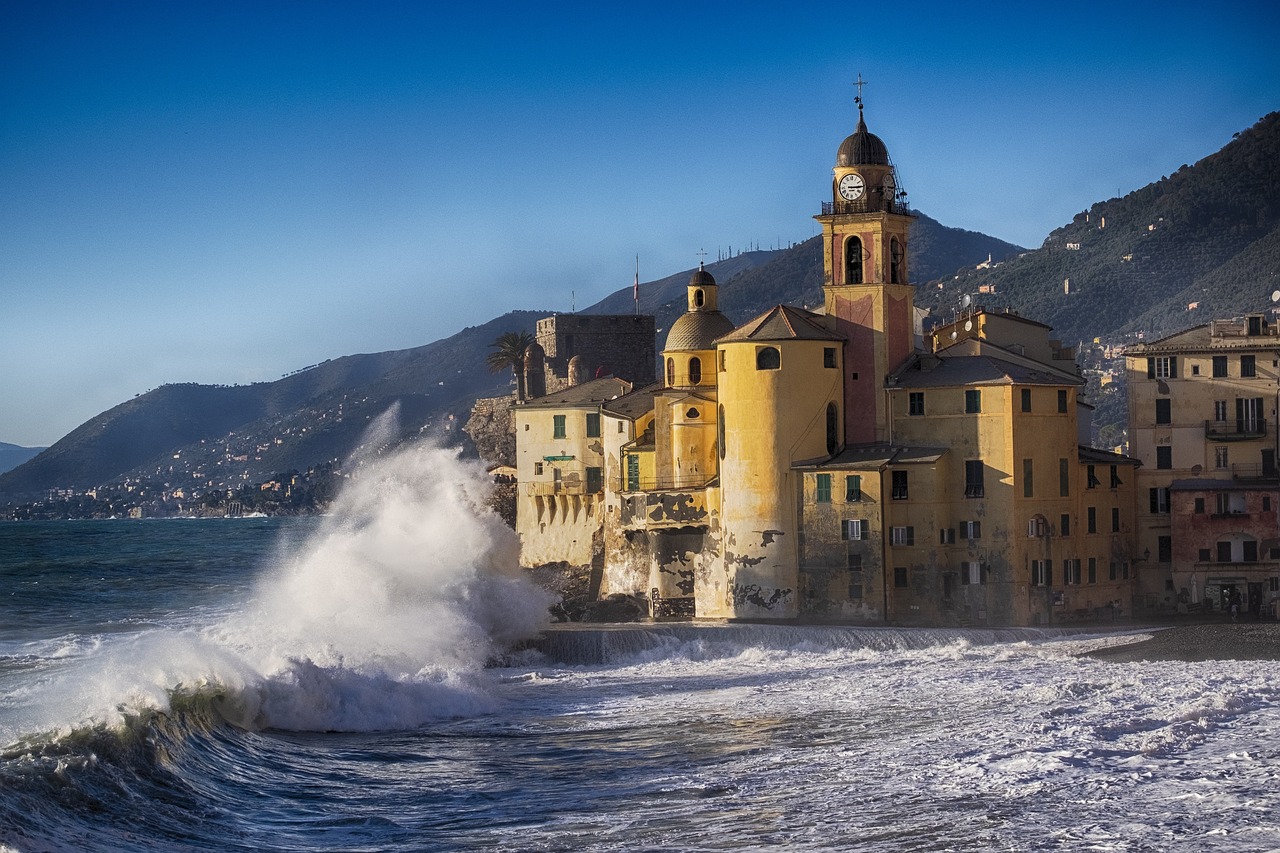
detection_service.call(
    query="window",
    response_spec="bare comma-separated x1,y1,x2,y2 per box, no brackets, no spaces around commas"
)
586,413,601,437
626,455,639,491
965,390,981,413
1058,390,1068,413
891,526,914,546
718,404,726,460
553,415,566,439
940,527,956,545
1199,548,1211,562
1021,388,1032,412
1109,561,1119,581
1111,507,1120,532
694,288,704,308
1265,496,1272,512
1087,465,1100,489
1150,487,1170,514
689,357,702,385
1027,516,1048,537
1060,514,1071,536
964,460,984,498
1087,506,1097,533
718,350,726,372
961,562,984,585
666,357,675,386
892,470,909,500
1110,465,1122,488
842,519,869,540
586,467,603,493
1192,364,1201,376
1023,459,1034,497
824,347,837,368
908,392,925,416
1242,355,1257,377
845,236,863,284
1155,399,1171,424
894,567,909,588
1063,559,1082,585
816,474,832,503
890,237,903,284
1158,536,1172,563
1244,540,1259,562
1213,355,1228,377
1217,541,1232,563
1088,557,1097,584
1031,560,1052,587
534,461,544,476
1156,446,1172,469
1194,497,1205,514
1214,400,1228,422
756,347,781,370
845,475,862,502
1147,356,1176,379
1060,458,1070,497
960,520,982,540
847,553,862,570
1215,446,1228,469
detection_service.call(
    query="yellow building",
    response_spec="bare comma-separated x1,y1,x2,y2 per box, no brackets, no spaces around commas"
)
515,96,1142,626
1126,316,1280,614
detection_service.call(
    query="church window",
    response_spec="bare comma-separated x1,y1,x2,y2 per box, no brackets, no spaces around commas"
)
826,402,839,456
666,358,675,386
890,238,903,284
718,350,726,372
689,357,702,386
694,289,705,308
718,405,726,460
686,408,700,419
756,347,781,370
553,415,566,439
816,474,832,503
586,413,601,437
824,347,837,368
845,236,863,284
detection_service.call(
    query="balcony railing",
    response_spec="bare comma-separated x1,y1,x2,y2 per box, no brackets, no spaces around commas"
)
524,481,602,496
1231,463,1280,481
1205,419,1267,441
617,475,716,493
820,197,911,216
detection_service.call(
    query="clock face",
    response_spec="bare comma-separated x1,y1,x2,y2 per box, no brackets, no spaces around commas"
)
838,173,865,201
882,173,896,195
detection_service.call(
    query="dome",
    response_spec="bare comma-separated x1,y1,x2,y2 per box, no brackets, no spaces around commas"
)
689,265,716,288
836,113,889,167
664,310,736,352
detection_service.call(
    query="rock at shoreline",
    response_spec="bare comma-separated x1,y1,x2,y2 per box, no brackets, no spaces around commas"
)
1086,623,1280,662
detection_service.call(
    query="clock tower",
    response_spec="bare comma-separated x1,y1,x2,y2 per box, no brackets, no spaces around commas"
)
816,93,916,444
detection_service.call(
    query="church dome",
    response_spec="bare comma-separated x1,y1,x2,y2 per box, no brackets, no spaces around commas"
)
665,311,736,353
836,113,889,167
689,265,716,288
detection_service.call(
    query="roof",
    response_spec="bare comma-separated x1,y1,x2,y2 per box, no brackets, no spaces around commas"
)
519,376,632,409
892,353,1082,388
600,382,661,420
717,304,843,344
792,443,947,471
1077,445,1141,467
1129,321,1280,354
665,310,736,352
836,111,890,167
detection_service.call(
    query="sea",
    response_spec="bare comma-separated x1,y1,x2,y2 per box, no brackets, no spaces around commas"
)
3,445,1280,853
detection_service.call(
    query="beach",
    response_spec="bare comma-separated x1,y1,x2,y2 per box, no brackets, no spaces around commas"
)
1087,622,1280,662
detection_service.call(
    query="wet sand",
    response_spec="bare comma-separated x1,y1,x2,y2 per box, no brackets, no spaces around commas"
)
1085,622,1280,662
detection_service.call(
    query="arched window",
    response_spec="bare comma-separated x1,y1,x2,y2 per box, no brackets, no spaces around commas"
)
756,347,781,370
689,357,702,385
890,237,903,284
845,236,863,285
666,357,675,387
694,289,705,308
718,404,726,459
826,402,839,457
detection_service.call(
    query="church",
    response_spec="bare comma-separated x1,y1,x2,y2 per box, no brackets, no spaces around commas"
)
512,97,1141,627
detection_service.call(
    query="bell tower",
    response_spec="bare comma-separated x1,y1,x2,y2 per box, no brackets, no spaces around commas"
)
815,81,916,444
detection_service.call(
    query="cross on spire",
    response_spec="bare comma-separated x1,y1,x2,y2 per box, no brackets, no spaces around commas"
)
696,248,708,269
854,73,868,106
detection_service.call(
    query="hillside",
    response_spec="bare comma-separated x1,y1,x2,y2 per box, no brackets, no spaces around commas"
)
0,443,44,476
931,112,1280,342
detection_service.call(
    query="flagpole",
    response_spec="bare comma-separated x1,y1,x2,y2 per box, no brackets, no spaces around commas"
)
633,255,639,315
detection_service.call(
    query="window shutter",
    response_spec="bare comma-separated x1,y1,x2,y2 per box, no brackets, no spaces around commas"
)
1169,357,1177,377
1147,358,1155,379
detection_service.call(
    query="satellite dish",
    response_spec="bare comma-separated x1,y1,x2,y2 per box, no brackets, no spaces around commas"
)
1271,290,1279,303
962,294,972,308
964,320,973,332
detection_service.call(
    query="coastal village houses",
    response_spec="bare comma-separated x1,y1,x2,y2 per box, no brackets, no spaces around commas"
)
503,97,1276,627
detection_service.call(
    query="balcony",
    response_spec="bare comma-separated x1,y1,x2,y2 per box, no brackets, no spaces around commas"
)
617,474,716,493
820,197,910,217
1231,463,1280,482
1204,419,1267,441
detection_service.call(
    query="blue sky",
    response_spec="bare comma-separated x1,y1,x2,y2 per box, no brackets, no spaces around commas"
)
2,1,1278,447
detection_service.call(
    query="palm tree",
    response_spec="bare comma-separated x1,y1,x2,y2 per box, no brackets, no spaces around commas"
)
486,330,535,400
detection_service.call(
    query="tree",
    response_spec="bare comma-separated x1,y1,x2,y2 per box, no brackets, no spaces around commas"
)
486,330,535,401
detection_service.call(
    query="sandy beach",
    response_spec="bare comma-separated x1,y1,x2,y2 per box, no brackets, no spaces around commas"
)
1085,622,1280,662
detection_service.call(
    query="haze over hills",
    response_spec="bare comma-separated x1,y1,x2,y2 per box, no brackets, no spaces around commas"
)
2,110,1276,505
0,443,44,477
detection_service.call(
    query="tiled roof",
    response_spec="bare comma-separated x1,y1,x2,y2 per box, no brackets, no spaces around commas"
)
717,304,843,344
519,376,632,409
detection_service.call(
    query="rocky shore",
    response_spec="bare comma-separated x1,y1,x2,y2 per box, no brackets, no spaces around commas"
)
1086,622,1280,662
